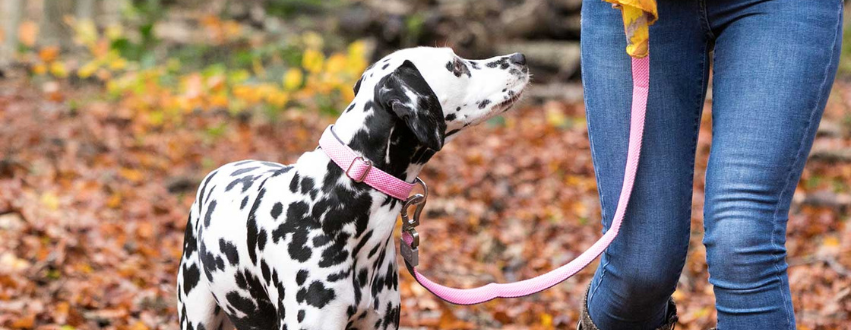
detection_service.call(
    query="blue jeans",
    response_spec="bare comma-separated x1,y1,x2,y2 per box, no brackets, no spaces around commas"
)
581,0,843,329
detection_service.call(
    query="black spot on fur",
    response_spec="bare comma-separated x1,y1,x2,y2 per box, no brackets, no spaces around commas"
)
319,232,350,268
381,63,390,70
296,269,308,286
277,301,287,327
382,302,401,329
297,281,336,308
226,175,255,193
300,177,315,195
182,264,200,295
261,161,283,168
445,113,456,121
182,215,198,258
446,59,471,77
199,241,221,281
327,269,350,282
203,200,217,227
357,268,369,287
270,202,283,219
289,173,300,193
367,243,381,258
486,56,510,69
203,185,216,205
226,269,277,329
230,167,259,176
271,201,320,262
198,170,218,215
288,227,312,262
353,75,363,95
257,229,267,251
260,260,271,283
270,166,293,177
219,239,239,266
246,188,266,264
478,99,491,109
312,234,330,247
352,229,373,257
240,196,249,210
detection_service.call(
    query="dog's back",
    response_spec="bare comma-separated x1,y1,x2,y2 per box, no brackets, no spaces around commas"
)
177,160,291,329
177,154,401,330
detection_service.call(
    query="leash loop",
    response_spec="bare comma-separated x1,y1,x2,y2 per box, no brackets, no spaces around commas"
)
401,178,427,266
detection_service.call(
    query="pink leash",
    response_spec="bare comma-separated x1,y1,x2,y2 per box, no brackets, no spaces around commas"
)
401,55,649,304
320,55,649,305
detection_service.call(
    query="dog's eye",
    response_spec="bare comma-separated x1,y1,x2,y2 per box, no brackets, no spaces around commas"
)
453,58,464,70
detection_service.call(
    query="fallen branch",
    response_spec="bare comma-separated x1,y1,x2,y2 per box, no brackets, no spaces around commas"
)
788,253,851,277
809,148,851,163
525,83,584,103
817,120,848,138
794,190,851,210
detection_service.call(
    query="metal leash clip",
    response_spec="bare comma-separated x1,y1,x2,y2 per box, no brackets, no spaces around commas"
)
400,177,427,267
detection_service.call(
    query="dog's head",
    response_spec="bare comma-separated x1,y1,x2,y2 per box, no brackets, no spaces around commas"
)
349,47,530,151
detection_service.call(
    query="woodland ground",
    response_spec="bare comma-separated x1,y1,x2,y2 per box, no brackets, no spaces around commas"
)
1,70,850,329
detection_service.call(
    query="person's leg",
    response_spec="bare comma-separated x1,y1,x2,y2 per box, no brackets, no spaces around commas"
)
703,0,843,328
580,0,711,329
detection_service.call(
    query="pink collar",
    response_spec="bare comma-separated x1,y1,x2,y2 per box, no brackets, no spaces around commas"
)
318,125,416,201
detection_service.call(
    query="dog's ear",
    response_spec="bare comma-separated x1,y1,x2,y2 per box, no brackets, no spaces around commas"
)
377,60,446,151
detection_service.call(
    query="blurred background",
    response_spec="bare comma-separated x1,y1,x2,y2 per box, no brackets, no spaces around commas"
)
0,0,848,329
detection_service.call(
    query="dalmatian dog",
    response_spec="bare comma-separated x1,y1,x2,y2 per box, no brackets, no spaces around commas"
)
177,47,529,330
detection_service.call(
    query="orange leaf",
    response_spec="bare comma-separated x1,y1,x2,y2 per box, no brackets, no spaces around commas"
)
18,21,38,47
119,168,144,183
39,46,60,62
10,314,34,329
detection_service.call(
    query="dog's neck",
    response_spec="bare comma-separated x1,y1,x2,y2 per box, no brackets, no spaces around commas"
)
328,100,437,183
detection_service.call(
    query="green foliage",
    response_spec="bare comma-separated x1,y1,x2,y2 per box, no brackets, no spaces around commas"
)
840,11,851,76
21,13,369,138
403,14,426,47
264,0,337,17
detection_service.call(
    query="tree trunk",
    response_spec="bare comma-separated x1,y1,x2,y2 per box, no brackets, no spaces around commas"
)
1,0,25,66
39,0,75,48
75,0,97,20
100,0,125,26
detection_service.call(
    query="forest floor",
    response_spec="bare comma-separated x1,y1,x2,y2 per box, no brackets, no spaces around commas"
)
1,74,850,329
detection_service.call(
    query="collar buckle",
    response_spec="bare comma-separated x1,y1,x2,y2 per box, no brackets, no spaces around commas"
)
345,156,372,183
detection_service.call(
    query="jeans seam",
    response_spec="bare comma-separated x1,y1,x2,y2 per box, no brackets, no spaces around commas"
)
697,0,716,40
680,38,710,293
768,2,842,329
582,62,610,308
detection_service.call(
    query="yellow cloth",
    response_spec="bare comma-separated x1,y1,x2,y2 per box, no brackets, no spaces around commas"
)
602,0,658,58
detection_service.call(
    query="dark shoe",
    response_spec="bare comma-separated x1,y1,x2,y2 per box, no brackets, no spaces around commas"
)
577,287,679,330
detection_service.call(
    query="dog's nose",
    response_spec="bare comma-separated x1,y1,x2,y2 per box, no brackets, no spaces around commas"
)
509,53,526,66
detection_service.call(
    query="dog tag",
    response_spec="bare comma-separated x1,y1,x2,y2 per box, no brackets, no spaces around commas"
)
400,238,419,267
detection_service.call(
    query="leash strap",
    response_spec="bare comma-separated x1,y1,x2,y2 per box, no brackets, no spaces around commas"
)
319,125,416,201
401,55,650,305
